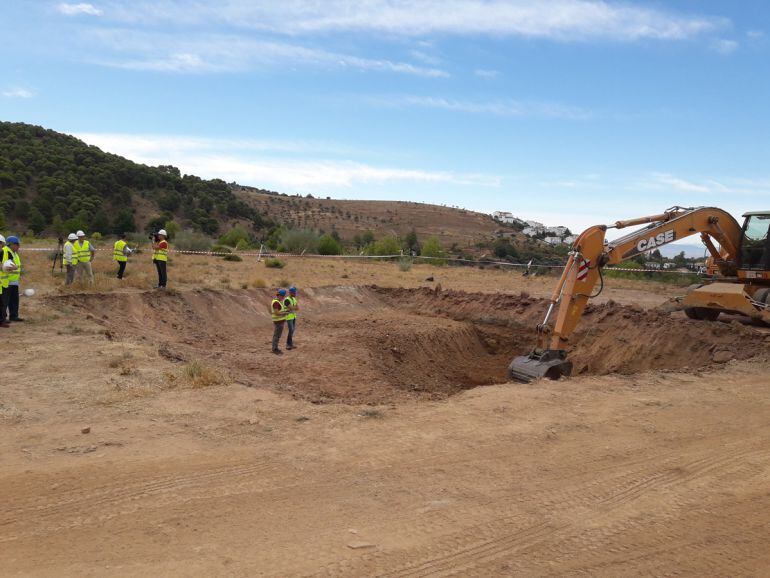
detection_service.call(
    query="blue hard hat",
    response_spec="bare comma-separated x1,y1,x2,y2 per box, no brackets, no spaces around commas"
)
289,286,297,292
277,289,287,296
6,236,19,245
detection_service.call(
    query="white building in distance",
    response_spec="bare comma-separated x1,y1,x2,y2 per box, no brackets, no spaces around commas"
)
492,211,517,224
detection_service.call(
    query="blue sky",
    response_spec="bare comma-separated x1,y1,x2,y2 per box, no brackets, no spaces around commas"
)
2,1,769,234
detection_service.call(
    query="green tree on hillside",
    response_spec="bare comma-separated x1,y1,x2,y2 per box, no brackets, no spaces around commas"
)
421,236,446,262
405,228,419,253
318,233,342,255
112,209,137,234
367,236,401,256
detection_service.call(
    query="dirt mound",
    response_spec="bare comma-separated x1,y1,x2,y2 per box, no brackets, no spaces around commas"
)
377,286,767,373
52,286,768,404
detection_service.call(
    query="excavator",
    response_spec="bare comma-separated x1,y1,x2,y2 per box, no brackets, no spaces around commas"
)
508,206,770,383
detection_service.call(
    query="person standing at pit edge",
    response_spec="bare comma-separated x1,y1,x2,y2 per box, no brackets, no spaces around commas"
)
73,230,95,284
113,233,133,280
152,229,169,289
270,288,289,355
283,285,299,350
63,233,78,285
0,235,7,328
2,236,23,322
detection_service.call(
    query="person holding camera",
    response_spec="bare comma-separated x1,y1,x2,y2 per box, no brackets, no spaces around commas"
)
152,229,169,289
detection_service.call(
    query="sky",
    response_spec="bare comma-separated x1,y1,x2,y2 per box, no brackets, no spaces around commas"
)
2,1,769,236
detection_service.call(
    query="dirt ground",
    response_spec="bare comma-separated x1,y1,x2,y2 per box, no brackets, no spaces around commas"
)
2,255,770,576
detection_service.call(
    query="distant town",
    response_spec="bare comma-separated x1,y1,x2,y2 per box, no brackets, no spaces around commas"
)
491,211,578,246
491,210,707,272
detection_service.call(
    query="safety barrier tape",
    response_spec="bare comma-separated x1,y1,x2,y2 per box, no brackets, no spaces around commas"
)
19,246,702,275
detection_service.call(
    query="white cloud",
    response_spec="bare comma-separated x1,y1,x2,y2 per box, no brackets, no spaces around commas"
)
410,49,442,65
373,95,590,119
712,39,738,54
95,0,726,42
474,69,499,79
58,2,102,16
652,173,711,193
88,31,448,76
74,132,500,191
2,87,35,98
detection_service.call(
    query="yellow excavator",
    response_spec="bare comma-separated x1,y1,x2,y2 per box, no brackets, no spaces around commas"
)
509,206,770,382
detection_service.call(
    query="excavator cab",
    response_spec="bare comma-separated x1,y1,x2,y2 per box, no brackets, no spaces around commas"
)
738,213,770,271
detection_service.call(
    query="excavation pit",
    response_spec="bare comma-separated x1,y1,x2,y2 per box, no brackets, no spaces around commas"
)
58,286,768,404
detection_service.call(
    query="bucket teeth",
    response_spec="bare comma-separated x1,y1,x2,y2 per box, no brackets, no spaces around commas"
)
508,350,573,383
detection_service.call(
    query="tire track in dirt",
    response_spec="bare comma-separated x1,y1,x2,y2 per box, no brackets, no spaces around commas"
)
313,444,770,577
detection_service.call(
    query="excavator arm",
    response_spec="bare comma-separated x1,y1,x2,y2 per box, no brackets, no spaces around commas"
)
508,206,742,382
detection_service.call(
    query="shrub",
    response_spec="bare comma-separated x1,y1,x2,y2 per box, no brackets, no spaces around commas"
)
265,257,285,269
210,244,232,254
277,278,290,287
280,228,319,254
367,236,401,256
91,232,102,241
235,238,253,251
174,231,214,252
397,257,413,272
219,225,250,248
164,220,181,240
318,233,342,255
251,277,267,288
421,236,447,265
223,253,242,261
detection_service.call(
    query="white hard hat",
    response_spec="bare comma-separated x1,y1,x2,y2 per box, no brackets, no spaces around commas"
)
158,229,167,236
0,235,4,243
2,259,15,272
76,230,85,237
68,233,78,240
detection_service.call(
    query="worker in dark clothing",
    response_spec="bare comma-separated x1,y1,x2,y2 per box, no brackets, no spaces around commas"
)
283,286,299,349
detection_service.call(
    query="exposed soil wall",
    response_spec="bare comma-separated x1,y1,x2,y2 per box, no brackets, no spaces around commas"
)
53,285,769,403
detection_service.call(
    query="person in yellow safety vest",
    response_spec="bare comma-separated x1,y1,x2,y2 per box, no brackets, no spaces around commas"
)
2,236,23,323
283,285,300,350
113,232,133,280
63,233,78,285
0,235,7,328
270,288,289,354
152,229,169,289
73,230,95,284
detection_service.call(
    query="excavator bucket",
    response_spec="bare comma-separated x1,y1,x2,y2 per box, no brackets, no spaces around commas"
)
508,349,573,383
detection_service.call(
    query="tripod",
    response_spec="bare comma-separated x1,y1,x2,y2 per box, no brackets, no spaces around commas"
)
51,238,64,275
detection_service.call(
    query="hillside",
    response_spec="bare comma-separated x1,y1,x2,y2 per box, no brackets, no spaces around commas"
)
0,121,272,237
0,121,561,260
237,187,504,251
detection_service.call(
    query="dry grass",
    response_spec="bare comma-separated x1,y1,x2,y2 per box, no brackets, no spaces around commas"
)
180,360,228,389
19,245,680,303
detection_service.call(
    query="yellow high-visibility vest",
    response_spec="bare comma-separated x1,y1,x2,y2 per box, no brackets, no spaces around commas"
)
0,246,10,289
113,240,128,262
152,242,168,262
270,298,288,322
63,241,77,266
7,249,21,283
73,240,91,263
285,296,298,321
